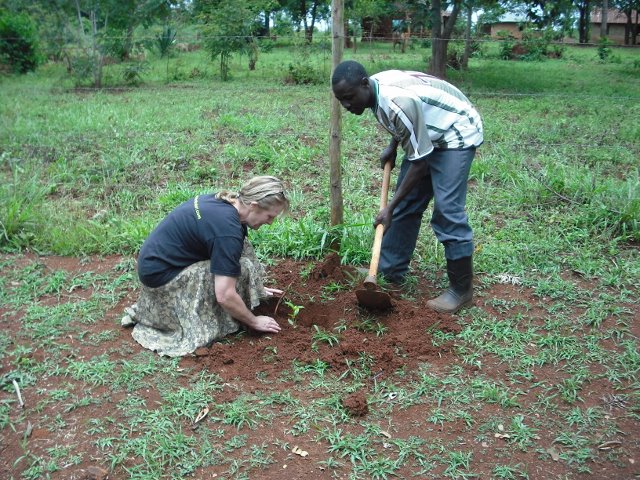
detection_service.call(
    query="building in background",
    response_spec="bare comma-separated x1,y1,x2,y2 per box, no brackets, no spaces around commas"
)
591,8,638,44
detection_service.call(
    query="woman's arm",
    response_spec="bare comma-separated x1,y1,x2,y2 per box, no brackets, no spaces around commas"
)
214,275,281,333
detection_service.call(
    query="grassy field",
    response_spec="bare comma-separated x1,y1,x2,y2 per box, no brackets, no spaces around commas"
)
0,42,639,479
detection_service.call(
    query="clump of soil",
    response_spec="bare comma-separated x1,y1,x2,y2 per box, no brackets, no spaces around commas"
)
342,390,369,417
309,251,356,281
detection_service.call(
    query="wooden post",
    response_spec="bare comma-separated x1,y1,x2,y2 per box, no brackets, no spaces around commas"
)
329,0,344,241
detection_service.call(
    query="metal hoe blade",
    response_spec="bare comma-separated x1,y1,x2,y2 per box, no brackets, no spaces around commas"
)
356,287,392,310
356,276,392,310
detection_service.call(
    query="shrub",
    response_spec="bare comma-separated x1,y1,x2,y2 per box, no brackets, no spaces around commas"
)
501,28,565,62
284,62,323,85
156,26,177,58
597,37,613,62
447,42,465,70
0,12,42,74
497,31,516,60
101,29,129,61
518,28,559,61
258,38,276,53
122,61,149,86
447,39,485,69
66,53,102,87
548,42,566,59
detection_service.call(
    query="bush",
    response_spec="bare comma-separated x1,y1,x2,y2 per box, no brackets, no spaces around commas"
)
447,42,465,70
497,31,516,60
500,28,566,62
66,53,101,87
123,61,149,86
258,38,276,53
284,62,323,85
446,39,485,69
519,28,552,61
156,26,177,58
597,37,613,62
0,12,42,74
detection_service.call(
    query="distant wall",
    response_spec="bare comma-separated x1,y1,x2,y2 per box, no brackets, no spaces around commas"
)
490,23,524,40
591,23,628,44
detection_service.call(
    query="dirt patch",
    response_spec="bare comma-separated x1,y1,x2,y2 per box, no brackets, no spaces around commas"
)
187,254,460,385
1,252,638,480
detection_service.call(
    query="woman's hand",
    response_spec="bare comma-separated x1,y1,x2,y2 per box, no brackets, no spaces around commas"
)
263,287,284,297
215,275,281,333
248,315,282,333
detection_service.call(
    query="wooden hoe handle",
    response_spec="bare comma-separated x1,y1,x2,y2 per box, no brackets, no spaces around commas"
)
364,161,392,288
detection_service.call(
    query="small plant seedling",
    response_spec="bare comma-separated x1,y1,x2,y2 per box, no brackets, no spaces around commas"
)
284,300,304,326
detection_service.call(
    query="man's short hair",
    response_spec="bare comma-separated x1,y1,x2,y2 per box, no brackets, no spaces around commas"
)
331,60,368,87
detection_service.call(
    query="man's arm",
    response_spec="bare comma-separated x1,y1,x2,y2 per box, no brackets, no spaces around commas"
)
214,274,281,333
380,137,400,169
375,158,429,231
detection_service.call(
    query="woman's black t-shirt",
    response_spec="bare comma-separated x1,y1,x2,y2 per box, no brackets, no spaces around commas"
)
137,194,246,288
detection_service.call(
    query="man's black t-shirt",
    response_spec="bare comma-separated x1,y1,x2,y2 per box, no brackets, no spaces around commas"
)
137,194,246,288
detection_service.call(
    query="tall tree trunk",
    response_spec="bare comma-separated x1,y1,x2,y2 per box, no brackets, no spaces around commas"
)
305,0,318,44
429,0,445,77
90,10,102,88
344,19,351,48
124,25,134,60
429,0,461,78
402,12,410,53
74,0,85,40
600,0,608,38
462,4,472,70
578,0,591,43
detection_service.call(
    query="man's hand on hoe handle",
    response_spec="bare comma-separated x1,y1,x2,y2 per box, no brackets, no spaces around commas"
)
379,138,399,169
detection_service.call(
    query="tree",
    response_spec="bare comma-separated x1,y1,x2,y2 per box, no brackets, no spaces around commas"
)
102,0,175,60
459,0,490,69
387,0,431,51
430,0,463,78
344,0,389,50
614,0,640,44
0,0,75,61
198,0,267,80
518,0,576,32
280,0,331,43
0,11,42,73
5,0,178,85
576,0,593,43
462,0,473,68
601,0,609,37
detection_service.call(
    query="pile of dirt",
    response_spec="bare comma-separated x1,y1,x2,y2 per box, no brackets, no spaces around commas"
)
185,253,461,391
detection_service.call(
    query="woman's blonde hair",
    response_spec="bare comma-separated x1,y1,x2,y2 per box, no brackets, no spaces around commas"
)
216,176,289,212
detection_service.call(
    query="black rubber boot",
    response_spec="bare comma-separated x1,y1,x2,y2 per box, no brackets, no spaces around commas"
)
427,256,473,314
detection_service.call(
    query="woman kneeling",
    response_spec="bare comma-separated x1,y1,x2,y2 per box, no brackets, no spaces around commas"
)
122,176,289,357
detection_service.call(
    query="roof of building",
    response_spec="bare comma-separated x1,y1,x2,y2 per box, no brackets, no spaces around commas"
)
496,12,529,23
591,8,636,24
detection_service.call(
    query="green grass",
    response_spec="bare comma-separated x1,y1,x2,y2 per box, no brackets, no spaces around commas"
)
1,41,639,479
